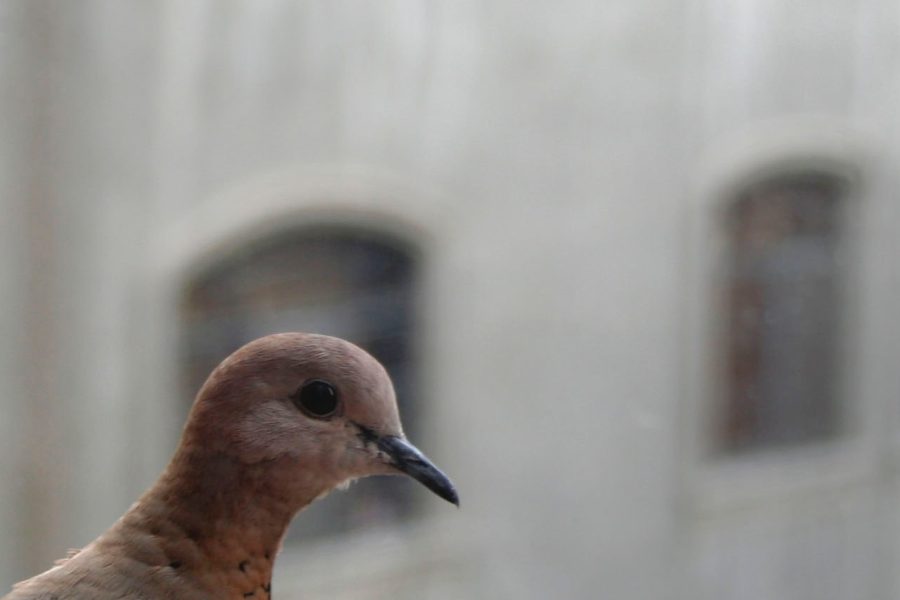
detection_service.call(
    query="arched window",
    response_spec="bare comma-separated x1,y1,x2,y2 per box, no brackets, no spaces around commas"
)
718,171,850,455
179,227,421,540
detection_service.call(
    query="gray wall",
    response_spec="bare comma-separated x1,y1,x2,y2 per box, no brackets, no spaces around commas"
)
2,1,899,598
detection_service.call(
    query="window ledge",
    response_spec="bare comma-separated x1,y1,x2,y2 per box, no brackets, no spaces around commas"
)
690,438,878,516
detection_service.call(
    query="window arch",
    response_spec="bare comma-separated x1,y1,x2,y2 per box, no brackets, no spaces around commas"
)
179,226,422,540
717,170,851,455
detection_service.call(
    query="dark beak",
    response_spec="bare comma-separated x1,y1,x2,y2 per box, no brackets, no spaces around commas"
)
377,435,459,506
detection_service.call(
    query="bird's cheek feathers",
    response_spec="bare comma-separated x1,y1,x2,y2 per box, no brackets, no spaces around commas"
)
229,404,390,481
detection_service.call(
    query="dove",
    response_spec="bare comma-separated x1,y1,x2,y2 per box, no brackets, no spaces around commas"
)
4,332,458,599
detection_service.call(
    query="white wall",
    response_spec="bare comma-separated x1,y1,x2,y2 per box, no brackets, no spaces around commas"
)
2,1,899,598
0,1,31,586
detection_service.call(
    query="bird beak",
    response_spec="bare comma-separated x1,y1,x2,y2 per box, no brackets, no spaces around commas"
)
376,435,459,506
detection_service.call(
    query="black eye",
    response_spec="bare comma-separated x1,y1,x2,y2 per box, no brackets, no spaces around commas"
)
292,380,338,418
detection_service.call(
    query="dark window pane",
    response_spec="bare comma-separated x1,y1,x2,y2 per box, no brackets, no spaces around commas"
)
719,173,847,454
179,228,420,540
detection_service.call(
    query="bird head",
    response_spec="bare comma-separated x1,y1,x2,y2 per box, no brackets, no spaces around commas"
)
181,332,458,508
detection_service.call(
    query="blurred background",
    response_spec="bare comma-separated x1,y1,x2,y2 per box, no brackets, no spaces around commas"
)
2,1,900,598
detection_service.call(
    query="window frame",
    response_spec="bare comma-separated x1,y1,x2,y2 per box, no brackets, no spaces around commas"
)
681,124,876,514
178,225,425,541
718,170,850,455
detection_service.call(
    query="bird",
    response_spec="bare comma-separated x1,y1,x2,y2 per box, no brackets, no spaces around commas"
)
4,332,458,599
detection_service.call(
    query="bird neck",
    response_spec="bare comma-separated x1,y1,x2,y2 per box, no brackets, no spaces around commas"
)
115,445,328,597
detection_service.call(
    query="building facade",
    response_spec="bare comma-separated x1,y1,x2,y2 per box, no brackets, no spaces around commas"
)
2,2,900,598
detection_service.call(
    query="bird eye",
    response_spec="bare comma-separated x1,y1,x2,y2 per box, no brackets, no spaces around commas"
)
292,380,339,418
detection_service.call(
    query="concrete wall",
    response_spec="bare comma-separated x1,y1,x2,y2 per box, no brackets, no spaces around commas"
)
1,1,899,598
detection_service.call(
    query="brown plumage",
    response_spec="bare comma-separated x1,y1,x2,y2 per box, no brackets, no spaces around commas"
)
5,333,457,599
